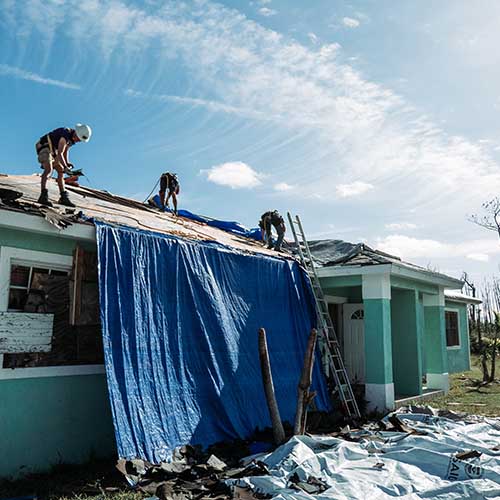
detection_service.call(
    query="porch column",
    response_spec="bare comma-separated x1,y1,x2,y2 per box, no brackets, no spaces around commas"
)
362,274,394,411
391,288,423,397
423,289,449,393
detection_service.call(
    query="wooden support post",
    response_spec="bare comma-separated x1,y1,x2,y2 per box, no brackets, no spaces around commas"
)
294,329,317,435
258,328,286,445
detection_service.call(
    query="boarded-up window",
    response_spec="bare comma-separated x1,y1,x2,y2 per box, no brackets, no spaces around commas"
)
445,310,460,347
2,247,103,368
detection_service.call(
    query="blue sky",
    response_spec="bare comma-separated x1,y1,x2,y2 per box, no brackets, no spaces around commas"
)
1,0,500,285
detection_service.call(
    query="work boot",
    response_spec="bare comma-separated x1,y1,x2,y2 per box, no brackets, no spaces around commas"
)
58,191,75,208
37,189,53,207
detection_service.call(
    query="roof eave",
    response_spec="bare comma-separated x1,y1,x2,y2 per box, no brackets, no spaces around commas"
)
317,262,463,289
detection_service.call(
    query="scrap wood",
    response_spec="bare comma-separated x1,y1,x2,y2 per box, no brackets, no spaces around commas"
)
387,414,427,435
455,450,482,460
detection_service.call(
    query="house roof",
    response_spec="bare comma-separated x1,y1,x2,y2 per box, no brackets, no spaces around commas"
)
0,174,282,258
308,239,464,288
444,291,482,305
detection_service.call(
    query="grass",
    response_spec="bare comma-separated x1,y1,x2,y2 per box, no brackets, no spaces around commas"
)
429,354,500,417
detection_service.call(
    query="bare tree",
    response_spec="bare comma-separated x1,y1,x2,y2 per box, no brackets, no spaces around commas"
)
462,272,477,337
470,197,500,237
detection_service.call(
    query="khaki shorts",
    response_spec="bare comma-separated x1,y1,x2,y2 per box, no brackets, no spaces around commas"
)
36,142,55,169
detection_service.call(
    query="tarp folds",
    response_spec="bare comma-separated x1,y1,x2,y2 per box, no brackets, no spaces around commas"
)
96,222,329,463
150,195,263,241
229,410,500,499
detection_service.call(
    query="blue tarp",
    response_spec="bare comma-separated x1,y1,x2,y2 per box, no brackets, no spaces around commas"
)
96,222,329,463
150,195,263,241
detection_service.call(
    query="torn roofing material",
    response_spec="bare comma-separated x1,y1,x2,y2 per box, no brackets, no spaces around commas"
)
306,239,462,285
0,174,283,258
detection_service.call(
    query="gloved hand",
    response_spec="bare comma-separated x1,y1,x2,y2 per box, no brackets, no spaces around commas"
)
64,163,75,174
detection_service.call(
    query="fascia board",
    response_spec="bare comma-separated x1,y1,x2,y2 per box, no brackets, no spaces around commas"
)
0,210,96,242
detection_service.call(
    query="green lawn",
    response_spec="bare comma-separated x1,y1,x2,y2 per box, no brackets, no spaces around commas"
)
429,354,500,417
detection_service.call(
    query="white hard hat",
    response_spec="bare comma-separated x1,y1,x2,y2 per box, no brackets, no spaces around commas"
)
75,123,92,142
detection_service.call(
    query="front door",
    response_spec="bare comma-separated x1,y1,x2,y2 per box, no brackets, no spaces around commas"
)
342,304,365,383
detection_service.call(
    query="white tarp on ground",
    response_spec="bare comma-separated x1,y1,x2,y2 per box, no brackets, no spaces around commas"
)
229,409,500,499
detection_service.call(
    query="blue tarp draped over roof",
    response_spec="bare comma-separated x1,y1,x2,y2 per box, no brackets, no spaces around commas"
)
151,195,263,241
96,222,329,463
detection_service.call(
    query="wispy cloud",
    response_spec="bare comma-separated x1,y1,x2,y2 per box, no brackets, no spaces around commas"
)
258,7,277,17
375,235,500,262
385,222,417,231
202,162,263,189
0,64,80,90
124,89,266,119
274,182,294,191
336,181,374,198
308,32,318,44
342,17,360,28
4,0,500,215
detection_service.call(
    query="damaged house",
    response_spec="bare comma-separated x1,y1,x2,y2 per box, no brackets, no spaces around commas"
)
0,174,478,479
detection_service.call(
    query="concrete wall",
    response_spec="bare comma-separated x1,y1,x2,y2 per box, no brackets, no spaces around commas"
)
390,288,422,397
0,227,116,478
0,374,116,478
445,301,471,374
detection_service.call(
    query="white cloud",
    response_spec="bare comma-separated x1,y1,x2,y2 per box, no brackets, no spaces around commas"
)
258,7,277,17
202,162,263,189
124,89,266,119
466,253,489,262
0,64,80,90
274,182,294,191
336,181,374,198
342,17,360,28
375,235,500,261
308,32,318,44
385,222,418,231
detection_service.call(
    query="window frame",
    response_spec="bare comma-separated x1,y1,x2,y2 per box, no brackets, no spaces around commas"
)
444,307,461,350
0,246,104,378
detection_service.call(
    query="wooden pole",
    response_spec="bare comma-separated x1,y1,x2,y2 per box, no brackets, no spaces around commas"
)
258,328,286,445
294,329,317,435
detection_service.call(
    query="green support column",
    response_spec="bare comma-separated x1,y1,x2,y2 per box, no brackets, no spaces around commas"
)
391,288,423,397
362,274,394,411
423,289,449,392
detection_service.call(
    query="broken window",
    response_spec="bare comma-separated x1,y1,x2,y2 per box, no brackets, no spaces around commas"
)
2,247,104,368
445,310,460,347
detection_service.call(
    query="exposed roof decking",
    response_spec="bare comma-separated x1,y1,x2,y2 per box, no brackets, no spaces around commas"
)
0,174,284,258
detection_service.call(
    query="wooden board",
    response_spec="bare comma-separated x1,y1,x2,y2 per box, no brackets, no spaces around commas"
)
0,312,54,353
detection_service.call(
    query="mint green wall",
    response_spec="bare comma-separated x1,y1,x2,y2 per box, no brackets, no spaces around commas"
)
364,299,393,384
391,289,422,396
0,374,116,478
445,302,471,373
0,227,95,255
320,275,362,289
322,286,362,302
423,305,448,376
390,276,439,295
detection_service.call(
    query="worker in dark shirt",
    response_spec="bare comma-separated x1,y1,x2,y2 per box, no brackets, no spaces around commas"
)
259,210,286,251
35,124,92,207
159,172,180,215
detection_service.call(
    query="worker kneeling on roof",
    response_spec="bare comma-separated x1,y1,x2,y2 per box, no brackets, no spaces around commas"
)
259,210,286,252
35,124,92,207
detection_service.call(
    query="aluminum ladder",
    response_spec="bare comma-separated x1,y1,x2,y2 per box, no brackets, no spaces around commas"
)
287,212,361,419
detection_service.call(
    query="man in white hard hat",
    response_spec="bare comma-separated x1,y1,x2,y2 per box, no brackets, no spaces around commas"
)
35,124,92,207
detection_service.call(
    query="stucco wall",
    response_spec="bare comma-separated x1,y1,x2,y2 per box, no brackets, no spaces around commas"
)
0,227,115,478
445,301,471,374
0,374,116,478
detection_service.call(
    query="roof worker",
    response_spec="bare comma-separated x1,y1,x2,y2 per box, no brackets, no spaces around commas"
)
159,172,180,215
259,210,286,252
35,124,92,207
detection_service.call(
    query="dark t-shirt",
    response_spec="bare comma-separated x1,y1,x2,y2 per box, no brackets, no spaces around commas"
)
39,128,75,152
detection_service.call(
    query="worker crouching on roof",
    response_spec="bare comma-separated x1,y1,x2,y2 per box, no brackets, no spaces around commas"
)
35,124,92,207
259,210,286,252
159,172,180,215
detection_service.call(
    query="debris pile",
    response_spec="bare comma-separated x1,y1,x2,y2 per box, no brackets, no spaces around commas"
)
114,407,500,500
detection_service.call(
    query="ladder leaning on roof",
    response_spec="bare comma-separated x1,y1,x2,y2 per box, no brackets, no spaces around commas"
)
287,212,361,420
